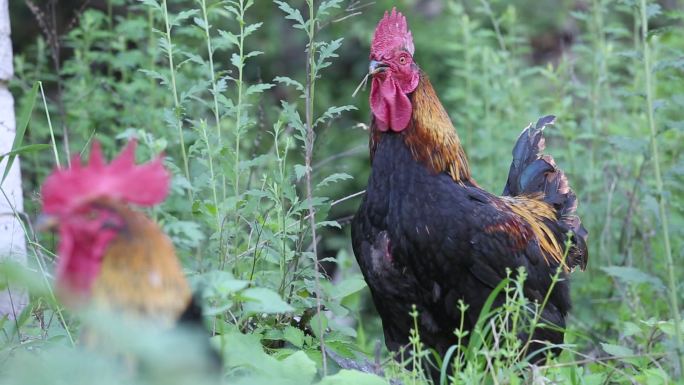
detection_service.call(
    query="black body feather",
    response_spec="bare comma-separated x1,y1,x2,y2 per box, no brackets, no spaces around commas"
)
352,117,587,375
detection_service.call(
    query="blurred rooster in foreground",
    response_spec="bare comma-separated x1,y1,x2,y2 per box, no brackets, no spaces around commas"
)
352,8,588,372
38,141,219,379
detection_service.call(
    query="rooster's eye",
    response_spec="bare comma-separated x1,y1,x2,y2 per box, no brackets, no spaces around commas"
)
399,56,407,65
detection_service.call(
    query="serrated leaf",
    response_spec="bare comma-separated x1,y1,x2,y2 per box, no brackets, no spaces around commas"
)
182,52,205,66
317,0,344,19
281,101,306,139
157,36,172,56
223,5,240,18
218,29,239,46
317,173,352,189
646,3,662,19
245,83,274,96
244,22,263,37
245,50,264,59
193,16,207,30
569,11,588,21
282,326,305,348
139,0,161,11
231,53,242,69
294,164,309,181
317,220,341,229
316,38,344,73
274,76,304,92
171,9,199,27
314,105,356,128
275,1,306,30
139,69,167,84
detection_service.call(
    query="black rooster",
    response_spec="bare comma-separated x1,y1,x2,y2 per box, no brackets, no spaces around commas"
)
352,8,588,375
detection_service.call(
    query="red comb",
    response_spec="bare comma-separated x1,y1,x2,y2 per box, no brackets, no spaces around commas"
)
42,140,170,215
371,8,414,58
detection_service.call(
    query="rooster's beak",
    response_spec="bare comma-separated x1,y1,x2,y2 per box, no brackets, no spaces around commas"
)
35,214,58,232
369,60,388,75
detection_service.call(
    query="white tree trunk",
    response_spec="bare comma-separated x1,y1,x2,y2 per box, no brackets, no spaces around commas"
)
0,0,28,318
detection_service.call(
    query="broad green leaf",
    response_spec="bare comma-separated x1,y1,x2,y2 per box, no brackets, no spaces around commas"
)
316,370,388,385
309,313,328,339
601,266,665,291
241,287,293,314
203,271,249,295
282,326,305,348
328,276,366,299
600,343,634,357
279,351,317,384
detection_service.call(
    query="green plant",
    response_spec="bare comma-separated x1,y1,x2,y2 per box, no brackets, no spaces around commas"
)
3,0,684,383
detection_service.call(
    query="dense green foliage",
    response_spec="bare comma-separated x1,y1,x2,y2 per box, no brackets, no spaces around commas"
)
2,0,684,383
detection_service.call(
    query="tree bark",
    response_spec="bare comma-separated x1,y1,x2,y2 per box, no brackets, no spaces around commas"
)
0,0,28,319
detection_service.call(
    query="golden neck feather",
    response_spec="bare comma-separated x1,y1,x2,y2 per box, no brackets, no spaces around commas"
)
91,202,192,325
401,74,472,182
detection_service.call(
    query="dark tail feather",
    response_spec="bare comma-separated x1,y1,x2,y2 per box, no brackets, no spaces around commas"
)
503,115,588,270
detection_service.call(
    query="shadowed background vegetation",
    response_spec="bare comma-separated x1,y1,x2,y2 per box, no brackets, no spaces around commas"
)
2,0,684,383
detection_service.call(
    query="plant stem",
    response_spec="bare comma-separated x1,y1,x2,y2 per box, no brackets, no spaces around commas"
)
234,0,246,198
199,120,221,230
197,0,222,230
30,244,75,347
199,0,221,146
303,0,326,374
229,0,248,269
198,0,228,202
161,0,192,199
639,0,683,376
